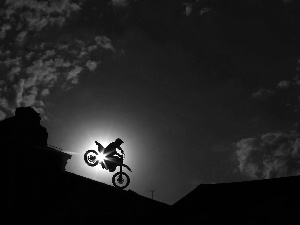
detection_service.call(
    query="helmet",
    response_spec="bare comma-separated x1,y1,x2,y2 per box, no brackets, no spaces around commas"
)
115,138,124,145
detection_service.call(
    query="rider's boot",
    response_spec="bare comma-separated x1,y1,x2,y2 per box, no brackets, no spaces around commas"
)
108,166,116,172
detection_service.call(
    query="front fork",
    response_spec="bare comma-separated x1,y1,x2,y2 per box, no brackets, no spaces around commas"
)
117,161,124,182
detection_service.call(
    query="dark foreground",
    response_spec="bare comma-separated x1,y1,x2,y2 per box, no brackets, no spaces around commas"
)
3,144,300,225
3,144,171,224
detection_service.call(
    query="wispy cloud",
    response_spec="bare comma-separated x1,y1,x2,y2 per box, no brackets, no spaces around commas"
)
252,88,274,99
0,0,119,120
5,0,82,31
0,97,11,111
0,23,12,39
1,57,22,67
15,31,28,45
7,66,21,81
282,0,295,4
111,0,129,8
235,131,300,179
66,66,83,84
253,58,300,117
0,110,6,120
14,79,25,107
183,3,193,16
41,88,50,96
95,36,115,51
277,80,291,89
86,60,99,71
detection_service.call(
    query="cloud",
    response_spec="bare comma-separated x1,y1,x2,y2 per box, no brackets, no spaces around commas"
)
86,60,99,71
41,50,56,60
293,75,300,86
0,98,10,110
111,0,129,8
25,52,34,60
32,106,45,117
25,59,58,88
53,57,71,68
200,8,212,16
21,91,38,106
87,45,98,52
78,50,88,58
66,66,83,84
255,71,300,118
277,80,291,89
252,88,274,99
15,31,28,45
0,23,12,39
14,79,25,107
282,0,295,4
0,81,6,92
0,110,6,121
5,0,82,31
0,1,119,120
1,35,115,116
235,131,300,179
95,36,115,51
2,57,22,67
41,88,50,96
13,80,40,107
0,50,11,57
7,66,21,81
183,3,193,16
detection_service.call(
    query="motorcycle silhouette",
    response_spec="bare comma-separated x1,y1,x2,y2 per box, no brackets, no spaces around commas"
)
84,142,132,189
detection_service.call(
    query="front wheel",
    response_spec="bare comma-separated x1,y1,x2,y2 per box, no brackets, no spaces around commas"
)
112,172,130,189
84,150,99,167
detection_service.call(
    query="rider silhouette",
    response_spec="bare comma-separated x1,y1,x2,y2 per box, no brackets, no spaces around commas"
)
96,138,124,172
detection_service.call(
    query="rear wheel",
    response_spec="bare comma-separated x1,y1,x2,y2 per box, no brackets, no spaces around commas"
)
84,150,99,167
112,172,130,189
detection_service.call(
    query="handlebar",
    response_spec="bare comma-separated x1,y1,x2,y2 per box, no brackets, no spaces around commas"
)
118,152,125,159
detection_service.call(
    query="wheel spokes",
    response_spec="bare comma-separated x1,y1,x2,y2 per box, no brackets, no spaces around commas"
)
116,174,127,185
88,155,96,163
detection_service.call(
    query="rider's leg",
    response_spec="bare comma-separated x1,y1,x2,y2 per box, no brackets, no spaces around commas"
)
100,161,106,169
106,156,121,172
105,160,116,172
109,167,116,172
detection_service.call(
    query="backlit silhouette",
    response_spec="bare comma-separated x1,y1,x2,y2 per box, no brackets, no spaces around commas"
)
2,108,169,224
0,106,48,147
84,138,132,189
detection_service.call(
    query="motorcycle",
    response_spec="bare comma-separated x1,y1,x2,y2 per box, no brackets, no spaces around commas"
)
84,142,132,189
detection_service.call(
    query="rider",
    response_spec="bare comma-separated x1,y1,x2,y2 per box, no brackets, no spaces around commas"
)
97,138,125,172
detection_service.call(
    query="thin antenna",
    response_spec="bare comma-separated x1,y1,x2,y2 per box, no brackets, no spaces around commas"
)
149,190,155,200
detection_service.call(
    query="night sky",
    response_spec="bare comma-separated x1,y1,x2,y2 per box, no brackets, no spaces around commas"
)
0,0,300,204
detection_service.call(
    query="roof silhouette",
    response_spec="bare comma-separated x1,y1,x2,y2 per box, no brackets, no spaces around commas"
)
1,108,299,224
173,176,300,224
3,144,170,225
4,141,299,225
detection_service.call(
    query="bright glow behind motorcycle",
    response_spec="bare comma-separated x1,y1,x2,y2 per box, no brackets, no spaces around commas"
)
83,141,132,189
98,151,107,163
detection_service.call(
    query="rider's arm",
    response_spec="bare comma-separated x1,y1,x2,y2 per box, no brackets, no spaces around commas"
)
117,146,124,154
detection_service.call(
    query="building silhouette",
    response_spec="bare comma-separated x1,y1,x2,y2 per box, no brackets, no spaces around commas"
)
1,107,299,224
2,107,170,224
0,106,48,147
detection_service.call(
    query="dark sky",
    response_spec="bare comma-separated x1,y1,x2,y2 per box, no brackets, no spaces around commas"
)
0,0,300,204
